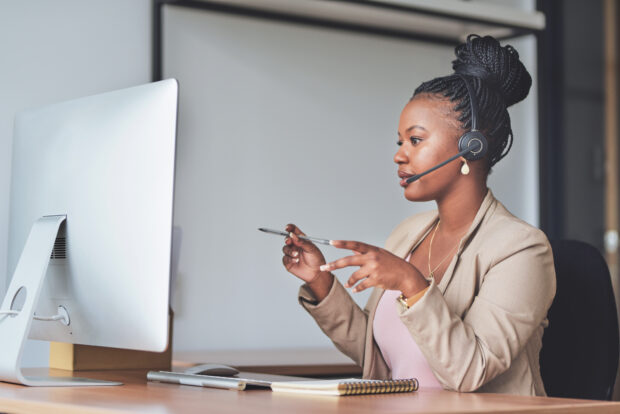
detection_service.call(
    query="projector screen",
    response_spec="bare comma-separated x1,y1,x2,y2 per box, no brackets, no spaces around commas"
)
162,5,539,352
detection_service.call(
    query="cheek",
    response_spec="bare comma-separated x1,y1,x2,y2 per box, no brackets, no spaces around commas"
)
410,145,445,169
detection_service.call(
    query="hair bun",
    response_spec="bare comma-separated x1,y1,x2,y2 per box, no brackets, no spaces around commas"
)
452,34,532,107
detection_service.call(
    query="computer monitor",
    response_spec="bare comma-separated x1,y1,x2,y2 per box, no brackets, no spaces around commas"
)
0,79,178,386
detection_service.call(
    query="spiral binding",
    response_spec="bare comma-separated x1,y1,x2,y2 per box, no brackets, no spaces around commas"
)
338,378,418,396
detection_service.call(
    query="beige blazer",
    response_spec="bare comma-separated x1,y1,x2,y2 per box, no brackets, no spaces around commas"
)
298,190,556,396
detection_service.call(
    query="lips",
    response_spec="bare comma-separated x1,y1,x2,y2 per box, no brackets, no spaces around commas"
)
398,170,415,187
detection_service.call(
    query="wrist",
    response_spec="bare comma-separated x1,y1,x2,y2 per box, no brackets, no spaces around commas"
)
400,269,430,297
307,270,332,285
397,286,430,310
307,271,334,303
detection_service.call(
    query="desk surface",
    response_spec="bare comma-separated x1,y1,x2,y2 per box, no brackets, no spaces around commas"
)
0,369,619,414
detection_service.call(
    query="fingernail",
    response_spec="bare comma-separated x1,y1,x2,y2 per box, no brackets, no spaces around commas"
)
352,287,358,292
294,258,299,263
289,232,295,238
319,264,329,271
329,240,335,246
293,251,299,257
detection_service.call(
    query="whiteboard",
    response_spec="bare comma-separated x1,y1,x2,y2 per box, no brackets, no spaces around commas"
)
162,5,538,352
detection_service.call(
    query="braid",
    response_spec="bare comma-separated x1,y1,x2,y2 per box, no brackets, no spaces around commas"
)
411,35,531,170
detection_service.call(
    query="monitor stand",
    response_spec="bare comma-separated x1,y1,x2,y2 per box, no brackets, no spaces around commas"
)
0,215,121,386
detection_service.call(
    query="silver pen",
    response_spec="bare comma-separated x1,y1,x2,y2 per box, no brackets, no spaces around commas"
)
147,370,248,390
258,227,332,246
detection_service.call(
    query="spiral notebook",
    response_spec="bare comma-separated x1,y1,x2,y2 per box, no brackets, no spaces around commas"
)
270,378,419,396
148,370,418,396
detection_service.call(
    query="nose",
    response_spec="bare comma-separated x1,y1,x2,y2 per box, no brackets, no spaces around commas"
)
394,143,408,164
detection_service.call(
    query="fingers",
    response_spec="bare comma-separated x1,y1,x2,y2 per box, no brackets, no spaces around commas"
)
349,277,374,293
283,227,313,260
319,254,365,272
282,242,301,266
289,232,315,253
282,244,300,259
285,223,306,237
345,266,372,290
285,224,308,251
330,240,372,254
282,254,300,268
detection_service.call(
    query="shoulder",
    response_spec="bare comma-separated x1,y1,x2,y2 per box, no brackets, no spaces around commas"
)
471,200,556,308
476,200,552,267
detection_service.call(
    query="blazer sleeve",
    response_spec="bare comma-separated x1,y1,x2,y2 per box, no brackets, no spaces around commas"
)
298,277,369,367
398,229,556,392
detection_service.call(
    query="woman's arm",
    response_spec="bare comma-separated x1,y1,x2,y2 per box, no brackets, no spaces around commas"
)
298,276,371,367
282,223,375,367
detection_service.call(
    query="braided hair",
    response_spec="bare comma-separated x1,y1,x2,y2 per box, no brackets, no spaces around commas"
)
413,34,532,170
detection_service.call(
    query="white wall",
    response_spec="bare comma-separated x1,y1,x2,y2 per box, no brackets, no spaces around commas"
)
0,0,151,365
162,5,539,352
0,0,539,364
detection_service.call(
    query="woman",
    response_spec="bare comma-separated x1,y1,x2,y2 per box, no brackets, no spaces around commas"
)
281,35,556,396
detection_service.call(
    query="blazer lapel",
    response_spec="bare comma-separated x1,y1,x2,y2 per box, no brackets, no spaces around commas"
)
437,189,496,292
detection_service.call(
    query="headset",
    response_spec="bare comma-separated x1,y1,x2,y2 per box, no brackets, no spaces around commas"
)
406,74,488,184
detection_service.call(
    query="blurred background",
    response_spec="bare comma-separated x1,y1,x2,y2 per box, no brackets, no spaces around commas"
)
0,0,618,398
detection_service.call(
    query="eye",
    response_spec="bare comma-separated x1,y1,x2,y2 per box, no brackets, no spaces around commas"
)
397,137,423,146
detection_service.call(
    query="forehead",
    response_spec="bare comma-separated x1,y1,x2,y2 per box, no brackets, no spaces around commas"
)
399,95,461,132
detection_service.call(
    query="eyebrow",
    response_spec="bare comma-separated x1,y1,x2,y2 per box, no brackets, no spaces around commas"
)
397,125,427,136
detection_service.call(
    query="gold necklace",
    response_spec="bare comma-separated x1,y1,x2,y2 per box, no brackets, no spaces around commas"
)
427,220,460,280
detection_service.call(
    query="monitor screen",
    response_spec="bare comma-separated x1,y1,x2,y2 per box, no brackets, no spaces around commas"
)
6,80,178,353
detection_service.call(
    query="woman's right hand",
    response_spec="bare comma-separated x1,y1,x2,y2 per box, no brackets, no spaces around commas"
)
281,223,328,283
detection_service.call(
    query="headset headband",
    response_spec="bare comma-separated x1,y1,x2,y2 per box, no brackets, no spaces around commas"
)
456,74,478,132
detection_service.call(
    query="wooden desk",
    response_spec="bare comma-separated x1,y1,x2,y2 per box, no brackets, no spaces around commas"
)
0,369,620,414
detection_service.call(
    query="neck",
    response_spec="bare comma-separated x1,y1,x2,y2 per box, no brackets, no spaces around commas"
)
435,181,487,236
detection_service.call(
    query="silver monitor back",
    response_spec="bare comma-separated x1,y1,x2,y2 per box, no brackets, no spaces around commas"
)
7,79,178,352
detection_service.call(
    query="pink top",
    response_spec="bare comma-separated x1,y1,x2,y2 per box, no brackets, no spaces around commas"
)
372,254,442,388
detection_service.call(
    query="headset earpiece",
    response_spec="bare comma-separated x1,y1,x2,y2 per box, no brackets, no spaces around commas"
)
458,130,488,161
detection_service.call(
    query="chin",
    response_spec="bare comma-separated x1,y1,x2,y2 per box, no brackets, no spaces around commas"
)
403,185,434,202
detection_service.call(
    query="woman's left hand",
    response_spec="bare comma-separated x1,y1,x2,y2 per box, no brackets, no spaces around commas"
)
320,240,429,295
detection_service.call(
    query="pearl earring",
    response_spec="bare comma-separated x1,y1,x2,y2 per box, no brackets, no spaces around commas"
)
461,161,470,175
